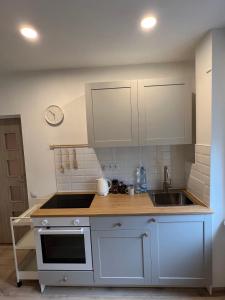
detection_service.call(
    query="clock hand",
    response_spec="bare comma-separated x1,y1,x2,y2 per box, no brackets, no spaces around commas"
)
49,110,55,116
49,110,56,119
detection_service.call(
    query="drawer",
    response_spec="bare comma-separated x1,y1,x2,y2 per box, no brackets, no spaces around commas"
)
32,217,90,227
90,216,157,230
38,271,94,286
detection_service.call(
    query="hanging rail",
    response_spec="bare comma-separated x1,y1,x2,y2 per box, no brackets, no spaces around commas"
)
49,144,88,150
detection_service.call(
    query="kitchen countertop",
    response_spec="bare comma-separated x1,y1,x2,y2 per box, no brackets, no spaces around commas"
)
31,190,213,217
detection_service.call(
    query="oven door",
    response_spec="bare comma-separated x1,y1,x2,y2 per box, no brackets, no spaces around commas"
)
35,227,92,270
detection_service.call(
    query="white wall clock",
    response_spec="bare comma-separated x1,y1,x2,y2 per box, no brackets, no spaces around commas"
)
45,105,64,126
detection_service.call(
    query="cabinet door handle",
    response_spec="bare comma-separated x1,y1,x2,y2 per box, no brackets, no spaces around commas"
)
142,232,148,238
148,218,156,223
113,222,122,227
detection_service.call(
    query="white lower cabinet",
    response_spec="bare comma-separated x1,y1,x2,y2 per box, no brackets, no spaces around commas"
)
91,215,212,287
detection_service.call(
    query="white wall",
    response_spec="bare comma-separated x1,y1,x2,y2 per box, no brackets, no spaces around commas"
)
0,62,194,204
185,33,212,207
210,29,225,287
195,32,212,146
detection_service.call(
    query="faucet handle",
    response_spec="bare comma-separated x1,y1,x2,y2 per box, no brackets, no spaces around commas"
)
168,178,172,189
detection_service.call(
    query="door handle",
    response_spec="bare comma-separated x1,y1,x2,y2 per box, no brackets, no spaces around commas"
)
38,228,84,234
142,232,149,238
148,218,156,223
113,223,122,228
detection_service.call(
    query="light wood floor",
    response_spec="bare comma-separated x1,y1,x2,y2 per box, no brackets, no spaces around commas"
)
0,245,225,300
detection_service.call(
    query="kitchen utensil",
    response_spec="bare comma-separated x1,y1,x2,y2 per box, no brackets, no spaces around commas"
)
73,149,78,169
65,149,70,169
59,148,64,173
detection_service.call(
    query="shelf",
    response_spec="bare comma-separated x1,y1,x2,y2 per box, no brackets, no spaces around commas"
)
19,271,38,280
11,205,39,283
16,230,35,250
18,250,37,270
19,253,37,272
18,251,38,280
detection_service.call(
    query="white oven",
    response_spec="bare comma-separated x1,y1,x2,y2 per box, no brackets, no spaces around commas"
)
35,223,92,271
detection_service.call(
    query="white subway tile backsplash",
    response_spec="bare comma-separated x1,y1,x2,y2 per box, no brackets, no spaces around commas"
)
186,145,211,206
55,144,212,204
195,144,210,154
54,145,189,193
194,163,210,176
71,182,97,191
57,183,72,191
187,176,204,200
70,175,98,183
196,154,210,166
203,175,210,186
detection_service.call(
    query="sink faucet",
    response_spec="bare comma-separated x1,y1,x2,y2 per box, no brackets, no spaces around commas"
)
163,166,172,192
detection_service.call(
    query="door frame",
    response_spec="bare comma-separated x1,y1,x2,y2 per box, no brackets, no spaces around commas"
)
0,115,29,243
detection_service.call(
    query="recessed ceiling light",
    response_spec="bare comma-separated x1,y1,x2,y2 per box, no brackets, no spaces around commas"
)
140,16,157,30
19,26,39,41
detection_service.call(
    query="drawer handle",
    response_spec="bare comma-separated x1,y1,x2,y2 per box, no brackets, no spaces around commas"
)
142,232,148,238
113,222,122,227
148,218,156,223
62,276,68,282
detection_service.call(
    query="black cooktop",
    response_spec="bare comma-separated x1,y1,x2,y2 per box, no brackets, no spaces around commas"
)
40,193,95,209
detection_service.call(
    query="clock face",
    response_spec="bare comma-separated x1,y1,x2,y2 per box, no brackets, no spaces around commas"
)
45,105,64,125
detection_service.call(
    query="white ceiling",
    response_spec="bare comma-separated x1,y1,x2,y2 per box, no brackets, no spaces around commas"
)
0,0,225,72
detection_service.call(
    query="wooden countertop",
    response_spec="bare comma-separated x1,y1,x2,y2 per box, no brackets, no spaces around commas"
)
31,191,213,217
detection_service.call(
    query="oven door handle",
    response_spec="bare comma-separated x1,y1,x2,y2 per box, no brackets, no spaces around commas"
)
38,228,84,234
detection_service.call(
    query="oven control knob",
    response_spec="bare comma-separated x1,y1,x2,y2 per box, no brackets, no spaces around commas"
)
73,219,80,226
41,219,49,226
63,276,68,282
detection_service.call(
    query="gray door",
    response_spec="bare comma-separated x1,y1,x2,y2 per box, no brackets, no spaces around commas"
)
91,229,151,285
151,215,212,286
0,118,28,243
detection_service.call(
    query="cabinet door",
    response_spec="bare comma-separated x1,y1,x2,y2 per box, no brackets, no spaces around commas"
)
139,78,192,145
151,215,212,287
86,81,138,147
91,229,151,285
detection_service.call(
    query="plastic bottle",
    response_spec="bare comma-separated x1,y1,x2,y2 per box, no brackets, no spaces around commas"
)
140,166,147,192
135,166,141,194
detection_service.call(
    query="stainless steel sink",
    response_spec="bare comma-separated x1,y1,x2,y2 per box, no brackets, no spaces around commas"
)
149,190,195,207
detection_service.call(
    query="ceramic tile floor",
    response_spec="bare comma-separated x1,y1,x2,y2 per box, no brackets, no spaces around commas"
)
0,245,225,300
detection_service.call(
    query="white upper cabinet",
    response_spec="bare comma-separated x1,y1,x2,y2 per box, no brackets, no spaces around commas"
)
85,81,139,147
85,78,192,147
138,78,192,145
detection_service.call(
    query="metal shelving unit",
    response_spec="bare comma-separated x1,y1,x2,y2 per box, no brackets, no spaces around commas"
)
10,204,40,286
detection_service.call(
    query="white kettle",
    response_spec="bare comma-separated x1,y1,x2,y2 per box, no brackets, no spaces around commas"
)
96,177,112,196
